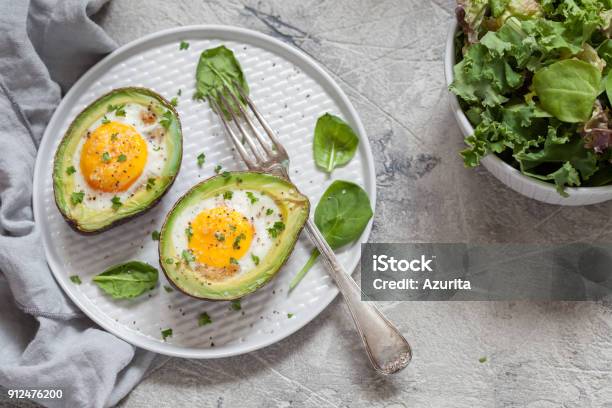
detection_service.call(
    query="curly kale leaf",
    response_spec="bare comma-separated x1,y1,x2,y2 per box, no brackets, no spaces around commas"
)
450,42,524,107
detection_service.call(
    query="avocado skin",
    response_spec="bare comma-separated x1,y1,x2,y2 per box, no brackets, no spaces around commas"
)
158,171,310,301
52,87,183,234
58,183,173,235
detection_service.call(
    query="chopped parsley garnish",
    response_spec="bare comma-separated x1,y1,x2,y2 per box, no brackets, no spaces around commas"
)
146,177,156,191
66,166,76,175
151,230,160,241
230,299,241,311
198,312,212,326
102,152,111,162
182,249,195,263
214,231,225,242
69,275,82,284
163,285,174,293
160,110,173,129
177,89,182,96
111,132,118,141
185,225,193,241
246,191,258,204
161,328,173,340
287,313,294,319
71,191,84,205
165,257,174,265
197,153,205,167
229,225,237,231
229,257,239,265
223,191,233,200
233,233,246,250
221,171,231,179
214,165,222,174
101,116,110,124
266,208,274,216
111,196,122,210
479,357,487,363
117,154,127,162
179,41,190,50
170,97,178,107
107,103,126,117
267,221,285,238
251,254,260,265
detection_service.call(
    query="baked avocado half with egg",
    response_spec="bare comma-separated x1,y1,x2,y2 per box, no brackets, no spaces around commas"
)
53,87,182,233
159,172,310,300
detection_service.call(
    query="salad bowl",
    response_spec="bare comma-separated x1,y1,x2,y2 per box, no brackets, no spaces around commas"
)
445,19,612,206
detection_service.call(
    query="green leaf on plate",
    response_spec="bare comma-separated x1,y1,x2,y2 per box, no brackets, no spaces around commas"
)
290,180,372,290
195,45,249,117
313,113,359,173
92,261,158,299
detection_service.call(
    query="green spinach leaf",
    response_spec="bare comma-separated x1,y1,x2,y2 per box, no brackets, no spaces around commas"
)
289,180,372,290
195,45,249,116
533,59,600,123
313,113,359,173
92,261,158,299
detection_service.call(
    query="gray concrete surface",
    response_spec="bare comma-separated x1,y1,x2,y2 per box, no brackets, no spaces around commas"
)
7,0,612,407
98,1,612,407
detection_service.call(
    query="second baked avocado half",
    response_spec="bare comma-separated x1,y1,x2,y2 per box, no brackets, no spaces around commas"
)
159,172,310,300
53,87,182,233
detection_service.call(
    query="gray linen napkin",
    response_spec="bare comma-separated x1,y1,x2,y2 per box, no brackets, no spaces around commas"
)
0,1,161,407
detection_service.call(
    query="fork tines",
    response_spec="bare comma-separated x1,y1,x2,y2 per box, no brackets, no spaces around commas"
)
208,82,288,171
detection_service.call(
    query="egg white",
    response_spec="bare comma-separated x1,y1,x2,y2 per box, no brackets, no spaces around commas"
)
171,190,283,275
72,103,168,210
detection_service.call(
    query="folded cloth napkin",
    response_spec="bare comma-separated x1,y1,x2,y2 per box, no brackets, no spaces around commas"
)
0,1,162,407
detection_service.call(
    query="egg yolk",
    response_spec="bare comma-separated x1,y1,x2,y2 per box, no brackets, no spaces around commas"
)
80,121,147,192
188,207,254,268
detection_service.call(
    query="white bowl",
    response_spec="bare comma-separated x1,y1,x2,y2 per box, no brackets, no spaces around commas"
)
444,20,612,206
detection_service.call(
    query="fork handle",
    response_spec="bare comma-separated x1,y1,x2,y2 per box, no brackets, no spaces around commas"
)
302,219,412,374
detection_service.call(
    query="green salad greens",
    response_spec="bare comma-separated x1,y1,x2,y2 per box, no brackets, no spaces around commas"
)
450,0,612,194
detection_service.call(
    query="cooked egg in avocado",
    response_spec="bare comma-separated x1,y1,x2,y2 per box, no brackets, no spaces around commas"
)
171,190,281,280
159,172,310,300
53,88,182,233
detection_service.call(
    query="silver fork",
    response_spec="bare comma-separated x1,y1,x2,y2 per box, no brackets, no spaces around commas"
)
208,84,412,375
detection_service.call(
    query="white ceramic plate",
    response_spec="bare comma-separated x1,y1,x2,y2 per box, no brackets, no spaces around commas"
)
33,26,375,358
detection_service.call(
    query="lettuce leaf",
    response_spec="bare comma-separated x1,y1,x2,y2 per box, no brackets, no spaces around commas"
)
450,43,523,107
456,0,490,44
461,102,549,166
532,59,601,123
517,131,597,195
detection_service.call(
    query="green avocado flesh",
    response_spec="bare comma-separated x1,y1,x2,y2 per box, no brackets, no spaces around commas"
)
159,172,310,300
52,87,182,233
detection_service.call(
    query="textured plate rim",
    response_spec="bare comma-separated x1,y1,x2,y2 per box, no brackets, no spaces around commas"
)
33,25,376,359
